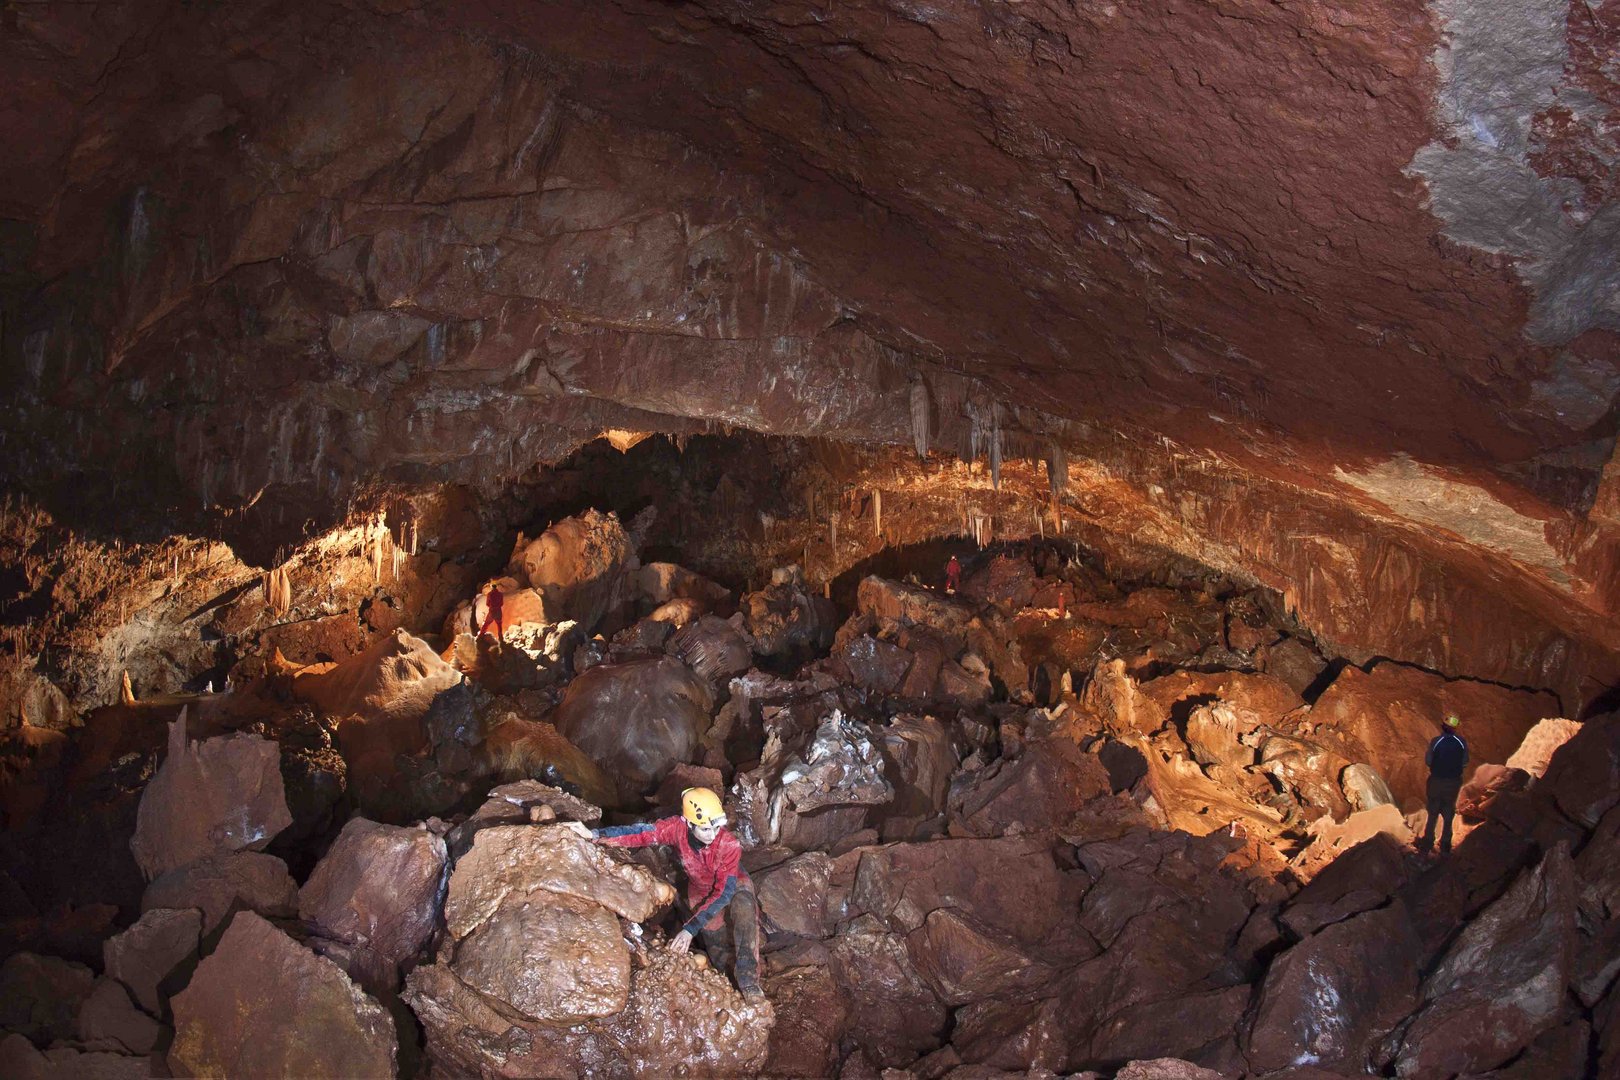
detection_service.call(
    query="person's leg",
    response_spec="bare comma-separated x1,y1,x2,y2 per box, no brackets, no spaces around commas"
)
1438,778,1461,854
729,888,763,998
1416,778,1439,852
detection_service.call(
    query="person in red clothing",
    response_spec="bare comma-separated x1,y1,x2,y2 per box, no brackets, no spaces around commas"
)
572,787,763,1000
944,554,962,595
476,583,504,640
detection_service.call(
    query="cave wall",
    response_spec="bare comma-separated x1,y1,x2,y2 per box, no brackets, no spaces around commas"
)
1,0,1616,709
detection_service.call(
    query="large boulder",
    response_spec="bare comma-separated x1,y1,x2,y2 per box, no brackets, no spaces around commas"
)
739,574,837,659
876,714,957,838
754,852,833,938
298,818,448,984
141,851,299,936
404,824,769,1078
946,735,1111,838
129,719,291,880
1280,833,1409,939
511,509,635,636
103,907,202,1017
733,710,892,850
551,655,714,802
1246,903,1421,1074
1393,844,1577,1077
1306,663,1557,810
760,951,847,1078
666,616,753,686
828,915,949,1067
1504,717,1582,777
0,1033,155,1079
77,978,163,1055
168,912,397,1079
1538,709,1620,829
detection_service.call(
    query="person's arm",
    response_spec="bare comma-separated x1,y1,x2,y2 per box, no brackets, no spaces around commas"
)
591,823,660,847
1459,737,1469,769
1425,736,1436,768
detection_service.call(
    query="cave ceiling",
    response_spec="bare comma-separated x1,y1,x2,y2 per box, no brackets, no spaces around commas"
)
2,0,1618,704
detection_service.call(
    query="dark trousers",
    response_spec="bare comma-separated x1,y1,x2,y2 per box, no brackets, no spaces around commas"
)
1418,774,1462,852
695,886,761,993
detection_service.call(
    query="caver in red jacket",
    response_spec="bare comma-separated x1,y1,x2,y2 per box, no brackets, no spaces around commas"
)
593,815,752,933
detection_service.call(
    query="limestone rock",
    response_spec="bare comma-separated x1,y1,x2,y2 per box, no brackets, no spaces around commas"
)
1394,844,1577,1077
103,907,202,1017
129,719,291,880
140,851,298,936
1340,762,1396,811
0,951,94,1046
1280,833,1410,939
1539,709,1620,829
946,736,1111,838
876,714,957,837
906,906,1054,1006
761,954,847,1078
552,655,713,801
445,825,673,939
168,912,397,1079
829,916,948,1067
298,817,447,979
838,634,915,696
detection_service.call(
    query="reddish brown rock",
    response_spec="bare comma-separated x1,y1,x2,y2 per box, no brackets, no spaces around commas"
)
140,851,299,936
896,628,949,700
168,911,397,1079
1183,701,1256,771
740,574,838,659
829,915,948,1067
1306,663,1558,810
960,554,1040,611
454,891,631,1023
552,655,713,801
1394,844,1577,1077
1247,903,1421,1074
297,817,447,979
1084,984,1249,1070
1114,1060,1227,1080
77,979,162,1055
761,955,847,1078
906,906,1055,1006
1260,637,1330,698
103,907,202,1017
1538,710,1620,829
1456,763,1532,820
935,657,994,710
947,736,1112,838
511,510,634,636
1137,669,1304,731
445,825,674,937
877,714,957,837
856,577,975,646
129,719,291,880
0,952,94,1046
754,852,832,938
1280,833,1409,939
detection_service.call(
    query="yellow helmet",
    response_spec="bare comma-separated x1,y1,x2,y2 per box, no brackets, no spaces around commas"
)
681,787,726,828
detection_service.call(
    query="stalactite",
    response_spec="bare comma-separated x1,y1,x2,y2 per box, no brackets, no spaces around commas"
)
829,510,839,553
120,670,135,706
1048,442,1068,500
873,490,882,540
909,379,930,459
263,565,292,617
989,403,1002,490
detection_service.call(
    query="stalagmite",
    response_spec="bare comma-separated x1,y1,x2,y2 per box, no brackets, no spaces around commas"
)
909,380,930,460
1047,442,1067,500
873,490,882,540
988,404,1002,490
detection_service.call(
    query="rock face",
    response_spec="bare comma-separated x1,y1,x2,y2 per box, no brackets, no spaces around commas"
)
551,656,714,802
129,719,291,879
0,952,95,1045
1394,845,1577,1078
298,818,448,983
169,912,398,1079
405,823,770,1078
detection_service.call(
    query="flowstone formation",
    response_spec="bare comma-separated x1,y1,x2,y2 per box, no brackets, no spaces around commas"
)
0,511,1615,1077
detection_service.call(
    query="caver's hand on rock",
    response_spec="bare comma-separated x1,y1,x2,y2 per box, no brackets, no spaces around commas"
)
668,929,693,955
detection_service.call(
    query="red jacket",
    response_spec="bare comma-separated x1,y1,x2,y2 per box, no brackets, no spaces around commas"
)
594,815,750,932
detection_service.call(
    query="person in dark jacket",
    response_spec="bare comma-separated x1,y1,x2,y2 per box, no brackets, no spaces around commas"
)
569,787,763,1001
1416,713,1469,855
